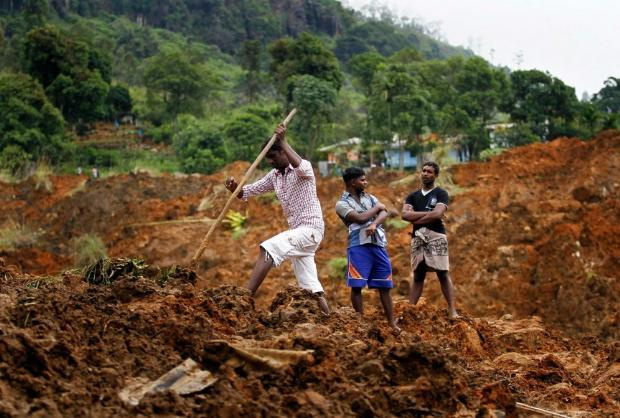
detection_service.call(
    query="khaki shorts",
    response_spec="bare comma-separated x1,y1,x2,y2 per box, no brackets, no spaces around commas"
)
261,227,324,293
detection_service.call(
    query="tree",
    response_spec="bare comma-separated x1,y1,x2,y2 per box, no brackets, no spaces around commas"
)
347,51,386,97
0,72,66,173
143,51,214,124
45,70,109,124
450,57,508,159
22,25,112,126
504,69,579,140
224,113,270,162
268,33,342,105
290,74,338,159
22,0,48,28
172,115,226,174
592,77,620,114
334,34,369,62
578,102,601,138
389,47,423,64
238,39,262,103
105,85,133,120
369,63,435,169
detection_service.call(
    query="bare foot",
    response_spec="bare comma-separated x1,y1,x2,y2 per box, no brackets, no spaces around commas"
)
317,296,330,315
389,321,402,334
449,310,460,320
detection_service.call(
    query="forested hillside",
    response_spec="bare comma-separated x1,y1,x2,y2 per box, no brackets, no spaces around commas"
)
3,0,469,59
0,0,618,179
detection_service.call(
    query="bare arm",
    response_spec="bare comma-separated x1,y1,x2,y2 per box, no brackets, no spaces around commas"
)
365,208,388,236
401,203,427,222
225,173,274,200
275,124,302,168
344,202,386,224
413,204,447,225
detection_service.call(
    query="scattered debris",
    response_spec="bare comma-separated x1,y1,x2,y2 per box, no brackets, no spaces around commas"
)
118,358,217,406
84,258,146,285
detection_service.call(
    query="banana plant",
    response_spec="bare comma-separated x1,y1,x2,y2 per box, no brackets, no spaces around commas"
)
222,210,247,233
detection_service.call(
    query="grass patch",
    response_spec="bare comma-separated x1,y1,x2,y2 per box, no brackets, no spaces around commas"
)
327,256,348,281
59,148,182,177
73,234,108,268
32,161,54,192
25,276,62,290
385,218,410,230
0,170,19,184
0,220,39,250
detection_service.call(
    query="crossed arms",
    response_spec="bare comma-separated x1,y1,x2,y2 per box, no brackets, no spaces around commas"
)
343,202,388,236
401,203,447,225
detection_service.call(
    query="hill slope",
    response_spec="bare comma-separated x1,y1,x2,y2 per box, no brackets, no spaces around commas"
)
1,132,619,415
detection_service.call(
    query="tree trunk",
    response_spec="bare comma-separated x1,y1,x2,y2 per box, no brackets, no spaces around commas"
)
398,135,404,171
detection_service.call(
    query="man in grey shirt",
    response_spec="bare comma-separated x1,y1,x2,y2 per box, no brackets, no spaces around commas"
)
335,167,399,331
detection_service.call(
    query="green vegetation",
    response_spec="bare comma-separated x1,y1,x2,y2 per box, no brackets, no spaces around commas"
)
0,1,617,179
32,160,53,191
222,210,247,240
0,220,39,250
0,72,67,175
327,256,348,280
83,257,146,285
385,218,410,230
73,233,107,268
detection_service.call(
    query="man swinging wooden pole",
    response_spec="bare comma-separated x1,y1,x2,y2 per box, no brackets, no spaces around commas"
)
194,107,330,314
191,108,297,264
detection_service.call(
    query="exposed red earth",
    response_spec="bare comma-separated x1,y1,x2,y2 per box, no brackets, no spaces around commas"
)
1,131,618,416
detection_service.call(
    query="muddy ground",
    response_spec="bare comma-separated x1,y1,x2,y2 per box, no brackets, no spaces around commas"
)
1,131,619,416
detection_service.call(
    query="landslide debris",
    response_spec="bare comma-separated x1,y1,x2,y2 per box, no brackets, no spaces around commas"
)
1,268,617,416
1,132,619,415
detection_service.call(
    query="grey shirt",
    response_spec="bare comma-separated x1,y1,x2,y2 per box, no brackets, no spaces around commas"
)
335,191,388,248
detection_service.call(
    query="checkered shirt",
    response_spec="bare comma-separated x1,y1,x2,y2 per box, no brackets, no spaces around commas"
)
242,159,324,233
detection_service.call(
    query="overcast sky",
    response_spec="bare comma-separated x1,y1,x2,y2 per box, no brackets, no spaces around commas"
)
343,0,620,97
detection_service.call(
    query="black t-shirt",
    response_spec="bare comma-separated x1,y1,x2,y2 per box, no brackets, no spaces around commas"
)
405,187,449,234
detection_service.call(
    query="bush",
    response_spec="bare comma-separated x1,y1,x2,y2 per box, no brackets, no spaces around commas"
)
385,218,410,230
0,220,39,250
479,147,506,162
32,160,54,192
493,124,539,148
0,72,67,166
73,234,107,268
172,115,226,174
327,257,348,280
74,146,119,167
147,123,174,145
106,84,132,120
0,145,32,177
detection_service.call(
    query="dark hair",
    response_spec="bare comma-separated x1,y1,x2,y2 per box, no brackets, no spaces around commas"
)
342,167,365,184
262,137,282,153
422,161,440,176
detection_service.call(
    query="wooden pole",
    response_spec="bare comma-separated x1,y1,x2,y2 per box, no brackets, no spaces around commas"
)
191,108,297,265
515,402,570,418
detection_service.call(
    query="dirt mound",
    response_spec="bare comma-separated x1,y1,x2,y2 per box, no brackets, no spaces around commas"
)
2,270,616,416
447,131,620,339
1,131,619,414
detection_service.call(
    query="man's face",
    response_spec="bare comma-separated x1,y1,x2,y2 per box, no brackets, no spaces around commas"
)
421,165,437,186
266,150,289,170
351,175,368,193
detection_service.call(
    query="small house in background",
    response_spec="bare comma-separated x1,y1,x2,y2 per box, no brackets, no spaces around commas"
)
317,133,462,176
318,137,362,163
317,137,363,176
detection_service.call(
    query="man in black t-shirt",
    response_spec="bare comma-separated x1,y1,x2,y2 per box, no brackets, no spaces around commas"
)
402,162,458,318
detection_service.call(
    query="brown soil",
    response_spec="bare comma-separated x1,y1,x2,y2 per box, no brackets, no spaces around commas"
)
1,131,619,416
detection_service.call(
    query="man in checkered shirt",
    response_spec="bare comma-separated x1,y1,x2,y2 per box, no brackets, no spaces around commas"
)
225,124,330,314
